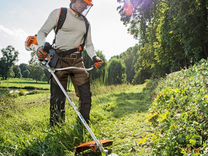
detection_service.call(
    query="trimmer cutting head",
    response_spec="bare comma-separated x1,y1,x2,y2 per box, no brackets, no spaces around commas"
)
75,140,113,155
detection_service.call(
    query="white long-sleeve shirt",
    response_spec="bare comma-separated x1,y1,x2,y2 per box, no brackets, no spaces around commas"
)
37,8,96,59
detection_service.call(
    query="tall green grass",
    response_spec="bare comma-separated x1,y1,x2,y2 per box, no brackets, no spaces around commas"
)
0,83,153,156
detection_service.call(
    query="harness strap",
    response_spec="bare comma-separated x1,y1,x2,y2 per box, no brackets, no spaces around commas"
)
52,8,68,45
80,14,89,51
52,7,90,53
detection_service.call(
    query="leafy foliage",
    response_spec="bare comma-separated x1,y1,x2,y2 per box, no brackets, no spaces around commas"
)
19,63,30,78
120,45,138,83
0,46,19,80
104,58,126,85
147,59,208,155
29,64,47,82
117,0,208,83
12,65,22,78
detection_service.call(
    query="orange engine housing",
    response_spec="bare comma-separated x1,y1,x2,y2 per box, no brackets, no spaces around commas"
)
25,35,38,49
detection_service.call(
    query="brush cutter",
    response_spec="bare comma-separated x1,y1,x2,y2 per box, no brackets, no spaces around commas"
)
45,63,117,156
25,36,117,156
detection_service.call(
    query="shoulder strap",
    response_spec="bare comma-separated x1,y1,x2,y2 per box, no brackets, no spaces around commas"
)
52,8,67,45
80,14,90,50
52,8,90,50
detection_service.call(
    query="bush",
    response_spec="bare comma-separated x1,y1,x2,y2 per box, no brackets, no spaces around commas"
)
148,59,208,155
104,58,126,85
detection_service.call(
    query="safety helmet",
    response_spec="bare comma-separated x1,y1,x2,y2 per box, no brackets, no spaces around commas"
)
70,0,93,6
83,0,93,6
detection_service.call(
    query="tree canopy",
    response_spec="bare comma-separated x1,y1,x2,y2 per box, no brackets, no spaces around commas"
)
117,0,208,83
104,58,126,85
0,46,19,79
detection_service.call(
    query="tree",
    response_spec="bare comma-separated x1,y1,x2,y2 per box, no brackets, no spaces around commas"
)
12,65,22,78
104,58,126,85
117,0,208,83
22,70,30,78
0,45,19,79
19,63,30,78
0,58,6,79
29,64,45,82
8,67,15,78
120,45,139,83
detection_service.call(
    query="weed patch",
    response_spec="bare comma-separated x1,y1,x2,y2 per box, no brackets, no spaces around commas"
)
0,83,154,155
147,59,208,155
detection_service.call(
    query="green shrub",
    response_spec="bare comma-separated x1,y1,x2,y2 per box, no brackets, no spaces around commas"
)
148,59,208,155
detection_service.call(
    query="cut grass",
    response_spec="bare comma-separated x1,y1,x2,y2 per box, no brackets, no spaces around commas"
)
0,83,153,156
0,78,49,90
0,78,76,94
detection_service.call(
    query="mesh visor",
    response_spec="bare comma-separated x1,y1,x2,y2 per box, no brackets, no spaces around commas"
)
81,5,92,16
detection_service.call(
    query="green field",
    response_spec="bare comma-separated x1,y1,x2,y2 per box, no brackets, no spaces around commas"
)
0,79,153,156
0,78,50,90
1,60,207,156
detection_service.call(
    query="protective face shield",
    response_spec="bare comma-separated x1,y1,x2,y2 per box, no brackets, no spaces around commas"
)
70,0,93,5
70,0,93,16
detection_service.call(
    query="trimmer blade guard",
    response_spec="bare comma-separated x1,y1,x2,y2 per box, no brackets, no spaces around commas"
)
75,140,113,154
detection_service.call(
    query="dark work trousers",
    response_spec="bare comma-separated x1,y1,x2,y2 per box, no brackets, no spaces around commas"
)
50,52,92,127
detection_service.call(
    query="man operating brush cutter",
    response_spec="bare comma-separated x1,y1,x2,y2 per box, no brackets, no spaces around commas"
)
37,0,101,128
25,0,118,155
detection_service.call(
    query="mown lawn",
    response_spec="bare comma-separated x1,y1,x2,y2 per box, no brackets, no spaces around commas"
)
0,78,50,90
0,82,153,156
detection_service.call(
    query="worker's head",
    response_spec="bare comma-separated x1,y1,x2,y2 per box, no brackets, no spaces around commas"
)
70,0,93,15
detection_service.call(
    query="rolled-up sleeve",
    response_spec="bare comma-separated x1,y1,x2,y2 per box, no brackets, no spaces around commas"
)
37,9,59,47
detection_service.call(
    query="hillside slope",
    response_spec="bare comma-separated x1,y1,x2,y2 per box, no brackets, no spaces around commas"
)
147,59,208,155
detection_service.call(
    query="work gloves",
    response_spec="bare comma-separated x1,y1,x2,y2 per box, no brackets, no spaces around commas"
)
93,56,104,69
36,42,54,62
36,46,48,61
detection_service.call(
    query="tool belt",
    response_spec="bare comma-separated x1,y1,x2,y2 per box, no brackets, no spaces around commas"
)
49,48,82,68
56,48,82,58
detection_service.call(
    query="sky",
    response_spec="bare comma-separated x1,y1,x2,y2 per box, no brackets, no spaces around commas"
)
0,0,138,64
